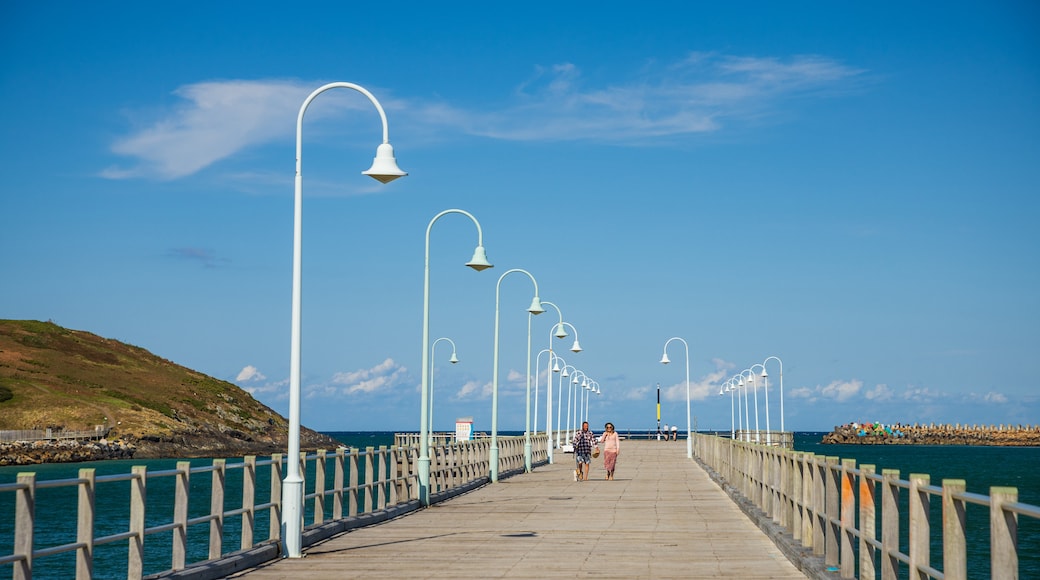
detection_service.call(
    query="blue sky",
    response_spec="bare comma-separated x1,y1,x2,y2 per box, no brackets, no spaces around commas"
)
2,2,1038,434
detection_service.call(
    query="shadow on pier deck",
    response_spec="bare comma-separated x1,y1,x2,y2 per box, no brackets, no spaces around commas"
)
224,441,819,579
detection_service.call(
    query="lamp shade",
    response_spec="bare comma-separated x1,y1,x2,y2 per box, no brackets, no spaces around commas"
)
362,143,407,183
449,352,459,364
760,368,769,378
570,339,582,353
527,297,545,315
466,246,493,271
660,353,671,365
554,323,568,339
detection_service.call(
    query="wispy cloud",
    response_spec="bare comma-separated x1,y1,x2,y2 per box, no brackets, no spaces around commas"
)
168,247,229,268
330,358,408,395
103,53,863,180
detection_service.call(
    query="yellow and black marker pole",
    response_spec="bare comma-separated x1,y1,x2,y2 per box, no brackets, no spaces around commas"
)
656,382,661,440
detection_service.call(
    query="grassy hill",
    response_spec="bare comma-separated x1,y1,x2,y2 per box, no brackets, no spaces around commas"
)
0,319,337,458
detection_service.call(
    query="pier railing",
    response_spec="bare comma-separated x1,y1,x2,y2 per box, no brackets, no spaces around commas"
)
0,434,545,580
692,433,1040,579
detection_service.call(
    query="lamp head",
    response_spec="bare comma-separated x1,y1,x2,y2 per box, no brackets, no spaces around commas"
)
528,297,545,315
760,368,768,378
448,352,459,364
570,338,582,353
660,352,671,365
362,143,407,183
465,245,493,271
552,359,561,373
561,368,569,378
554,323,568,339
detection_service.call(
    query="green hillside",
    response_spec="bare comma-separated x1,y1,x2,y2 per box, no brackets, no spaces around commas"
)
0,320,337,458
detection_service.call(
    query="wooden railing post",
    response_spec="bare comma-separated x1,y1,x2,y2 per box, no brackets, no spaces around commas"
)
802,452,815,548
209,459,226,561
173,461,190,569
270,454,282,542
839,459,856,578
14,473,35,580
377,446,388,509
333,448,346,520
990,486,1019,580
942,479,967,580
348,448,359,517
909,473,930,579
791,452,803,542
881,468,900,580
813,455,826,556
824,456,839,567
364,447,375,513
241,456,256,550
128,465,147,580
76,468,95,580
314,450,327,524
859,465,877,580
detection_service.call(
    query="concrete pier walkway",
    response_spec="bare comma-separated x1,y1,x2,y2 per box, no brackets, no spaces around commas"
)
228,440,807,579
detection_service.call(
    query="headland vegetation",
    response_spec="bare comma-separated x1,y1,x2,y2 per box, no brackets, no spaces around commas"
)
0,319,337,465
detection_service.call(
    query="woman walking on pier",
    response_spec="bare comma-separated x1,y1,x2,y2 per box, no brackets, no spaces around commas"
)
601,422,620,480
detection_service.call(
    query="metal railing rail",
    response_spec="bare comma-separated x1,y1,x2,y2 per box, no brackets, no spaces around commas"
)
692,433,1038,580
1,434,545,579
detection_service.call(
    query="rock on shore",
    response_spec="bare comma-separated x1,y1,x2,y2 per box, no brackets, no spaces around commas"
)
822,423,1040,446
0,438,136,466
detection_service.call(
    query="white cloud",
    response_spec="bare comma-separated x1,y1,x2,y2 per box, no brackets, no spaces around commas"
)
983,392,1009,404
456,380,492,400
819,379,862,402
329,358,407,395
103,53,863,180
865,383,893,401
236,364,266,382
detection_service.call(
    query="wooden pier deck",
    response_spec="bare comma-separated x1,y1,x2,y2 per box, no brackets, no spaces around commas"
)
226,440,809,579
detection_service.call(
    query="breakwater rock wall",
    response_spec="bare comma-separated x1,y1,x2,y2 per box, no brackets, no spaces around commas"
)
0,438,136,466
822,423,1040,446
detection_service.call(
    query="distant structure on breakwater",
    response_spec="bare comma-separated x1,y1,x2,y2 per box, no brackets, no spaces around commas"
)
822,422,1040,445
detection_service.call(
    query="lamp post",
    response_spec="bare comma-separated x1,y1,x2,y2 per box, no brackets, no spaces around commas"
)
762,356,784,439
428,337,459,446
555,361,572,445
722,380,735,439
283,82,406,558
533,300,579,465
749,363,767,445
491,269,544,482
738,369,753,442
660,337,692,458
419,209,493,506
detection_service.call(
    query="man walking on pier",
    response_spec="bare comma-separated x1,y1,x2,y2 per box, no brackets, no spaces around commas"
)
572,421,596,481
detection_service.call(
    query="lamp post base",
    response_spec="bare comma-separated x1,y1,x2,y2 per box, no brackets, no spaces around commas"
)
418,456,431,506
281,476,304,558
523,442,532,472
489,446,499,482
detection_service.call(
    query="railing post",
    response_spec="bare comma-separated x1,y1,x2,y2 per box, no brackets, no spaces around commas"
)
270,454,282,542
128,465,147,580
364,447,375,513
76,468,96,580
881,468,900,580
860,465,877,580
791,452,803,542
388,446,400,505
314,450,327,524
824,456,839,567
990,486,1019,580
942,479,967,580
209,459,226,560
813,455,826,556
377,446,388,509
14,473,35,580
839,459,856,578
349,448,360,517
802,452,815,548
242,456,256,550
333,448,346,520
909,474,930,579
173,461,190,569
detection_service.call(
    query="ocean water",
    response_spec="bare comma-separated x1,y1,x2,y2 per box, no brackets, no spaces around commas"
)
1,432,1036,579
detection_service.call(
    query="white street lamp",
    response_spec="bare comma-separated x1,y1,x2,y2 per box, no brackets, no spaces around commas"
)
762,356,784,439
491,269,544,482
419,209,492,506
749,363,767,444
428,337,459,446
660,337,693,458
284,82,406,558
